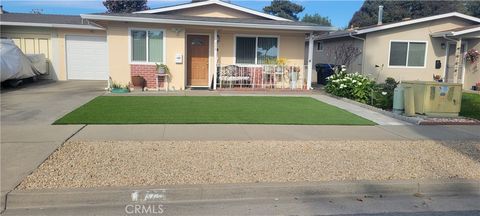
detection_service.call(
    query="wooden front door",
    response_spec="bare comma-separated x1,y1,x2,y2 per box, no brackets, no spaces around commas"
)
187,35,209,86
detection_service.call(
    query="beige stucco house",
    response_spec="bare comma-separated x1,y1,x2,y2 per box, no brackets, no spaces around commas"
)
313,12,480,90
1,0,335,90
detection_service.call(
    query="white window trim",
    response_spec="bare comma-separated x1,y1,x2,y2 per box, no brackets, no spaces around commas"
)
316,41,324,52
128,28,166,65
233,34,280,65
387,40,428,69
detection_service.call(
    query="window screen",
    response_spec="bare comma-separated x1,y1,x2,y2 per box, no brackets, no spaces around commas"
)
148,31,163,62
389,42,408,66
407,42,426,67
131,30,146,61
235,37,256,64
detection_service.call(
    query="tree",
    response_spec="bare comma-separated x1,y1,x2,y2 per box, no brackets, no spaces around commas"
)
349,1,469,28
263,0,304,21
466,1,480,17
325,41,361,68
31,9,43,14
103,0,149,13
301,13,332,26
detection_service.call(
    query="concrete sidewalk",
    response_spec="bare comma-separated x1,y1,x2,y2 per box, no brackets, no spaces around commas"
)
70,124,480,141
311,94,409,125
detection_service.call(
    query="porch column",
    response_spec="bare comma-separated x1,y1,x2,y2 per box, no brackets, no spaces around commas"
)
213,29,218,90
307,32,314,90
452,37,463,84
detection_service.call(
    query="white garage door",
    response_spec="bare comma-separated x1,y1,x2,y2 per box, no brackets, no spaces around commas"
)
66,35,108,80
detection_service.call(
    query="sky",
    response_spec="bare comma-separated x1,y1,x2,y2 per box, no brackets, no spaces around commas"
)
1,0,364,28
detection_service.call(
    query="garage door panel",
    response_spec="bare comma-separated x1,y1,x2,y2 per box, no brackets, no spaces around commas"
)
24,38,35,54
38,39,49,58
66,35,108,80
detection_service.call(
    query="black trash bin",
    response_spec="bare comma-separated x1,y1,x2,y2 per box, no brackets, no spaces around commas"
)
315,64,335,85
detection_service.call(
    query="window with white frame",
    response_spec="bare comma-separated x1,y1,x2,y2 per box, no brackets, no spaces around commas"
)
131,29,164,63
316,41,324,52
389,41,427,67
235,36,278,64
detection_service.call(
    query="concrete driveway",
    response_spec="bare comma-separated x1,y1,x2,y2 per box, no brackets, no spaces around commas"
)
1,80,105,211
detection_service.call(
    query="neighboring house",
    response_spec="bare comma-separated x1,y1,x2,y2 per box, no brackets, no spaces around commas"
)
0,13,106,80
312,12,480,90
0,0,335,90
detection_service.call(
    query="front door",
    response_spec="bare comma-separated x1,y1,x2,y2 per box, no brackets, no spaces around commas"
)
187,35,209,86
445,42,466,83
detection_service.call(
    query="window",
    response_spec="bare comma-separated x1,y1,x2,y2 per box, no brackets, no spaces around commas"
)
235,36,278,64
316,41,323,52
389,41,426,67
130,29,164,63
235,37,256,64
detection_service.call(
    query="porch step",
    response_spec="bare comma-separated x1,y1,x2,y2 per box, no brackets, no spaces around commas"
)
188,87,210,90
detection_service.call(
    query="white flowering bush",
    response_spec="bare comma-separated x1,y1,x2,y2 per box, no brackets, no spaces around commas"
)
325,71,375,103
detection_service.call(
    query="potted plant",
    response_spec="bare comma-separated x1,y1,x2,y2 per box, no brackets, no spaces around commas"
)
466,49,479,64
275,58,288,73
433,74,443,82
156,63,170,74
110,82,130,93
474,82,480,91
131,76,146,91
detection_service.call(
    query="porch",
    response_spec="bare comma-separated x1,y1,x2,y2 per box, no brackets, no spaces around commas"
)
216,64,308,90
184,29,316,91
182,28,316,91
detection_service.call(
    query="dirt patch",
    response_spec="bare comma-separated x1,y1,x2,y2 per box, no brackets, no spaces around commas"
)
17,140,480,190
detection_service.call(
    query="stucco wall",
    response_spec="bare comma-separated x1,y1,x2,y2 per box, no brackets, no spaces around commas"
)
363,17,475,83
104,22,307,90
105,22,186,90
464,38,480,90
312,37,364,73
217,29,305,66
160,4,267,19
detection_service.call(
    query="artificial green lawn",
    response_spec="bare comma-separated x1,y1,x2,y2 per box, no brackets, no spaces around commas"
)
54,96,375,125
460,93,480,120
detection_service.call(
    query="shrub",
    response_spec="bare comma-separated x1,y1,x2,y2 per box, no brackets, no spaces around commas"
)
371,77,398,110
325,71,375,103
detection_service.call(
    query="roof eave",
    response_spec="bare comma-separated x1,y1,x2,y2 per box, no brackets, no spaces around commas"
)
314,31,360,40
0,21,105,30
356,12,480,35
134,0,291,22
431,27,480,37
80,14,336,32
430,32,454,37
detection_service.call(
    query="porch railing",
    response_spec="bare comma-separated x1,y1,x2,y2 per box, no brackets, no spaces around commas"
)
216,64,308,90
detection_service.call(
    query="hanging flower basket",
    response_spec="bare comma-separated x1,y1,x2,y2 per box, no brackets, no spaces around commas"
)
465,49,479,64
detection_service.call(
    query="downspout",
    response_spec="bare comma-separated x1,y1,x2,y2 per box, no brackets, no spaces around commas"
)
348,32,366,74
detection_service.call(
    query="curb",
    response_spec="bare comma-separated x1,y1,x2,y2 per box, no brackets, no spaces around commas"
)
6,180,480,210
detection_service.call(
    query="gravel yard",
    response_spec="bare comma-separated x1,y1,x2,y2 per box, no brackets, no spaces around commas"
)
17,140,480,190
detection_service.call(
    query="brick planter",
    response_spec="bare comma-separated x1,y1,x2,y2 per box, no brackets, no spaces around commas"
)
130,64,165,89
